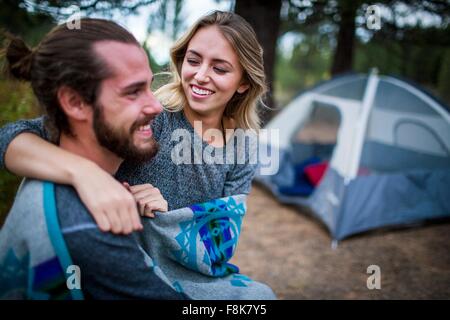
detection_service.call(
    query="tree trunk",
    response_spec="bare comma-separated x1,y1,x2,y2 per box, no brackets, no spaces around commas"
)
234,0,282,125
331,2,357,76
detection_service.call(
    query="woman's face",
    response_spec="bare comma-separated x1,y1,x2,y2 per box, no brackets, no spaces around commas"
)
181,25,249,117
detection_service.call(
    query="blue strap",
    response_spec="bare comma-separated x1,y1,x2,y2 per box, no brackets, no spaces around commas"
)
43,181,84,300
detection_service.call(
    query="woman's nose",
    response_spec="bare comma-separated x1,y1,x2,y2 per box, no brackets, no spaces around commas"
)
194,65,210,83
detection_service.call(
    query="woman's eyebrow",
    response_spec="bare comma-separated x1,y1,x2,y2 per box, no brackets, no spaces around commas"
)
186,50,201,57
212,58,233,69
187,49,234,69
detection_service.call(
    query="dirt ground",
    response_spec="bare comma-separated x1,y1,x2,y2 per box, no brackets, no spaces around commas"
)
230,183,450,299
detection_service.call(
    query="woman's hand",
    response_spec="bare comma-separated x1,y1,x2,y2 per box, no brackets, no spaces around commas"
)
123,183,168,218
71,161,143,234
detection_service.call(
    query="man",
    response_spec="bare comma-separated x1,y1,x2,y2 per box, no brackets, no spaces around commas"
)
0,18,186,299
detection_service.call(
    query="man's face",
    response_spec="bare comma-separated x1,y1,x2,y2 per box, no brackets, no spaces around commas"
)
92,41,162,162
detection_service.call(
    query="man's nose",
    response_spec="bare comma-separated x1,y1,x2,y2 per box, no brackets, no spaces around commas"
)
142,90,163,115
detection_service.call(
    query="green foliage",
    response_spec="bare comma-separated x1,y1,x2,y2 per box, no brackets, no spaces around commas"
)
276,0,450,108
276,31,450,109
0,79,40,223
274,33,332,106
146,0,185,40
0,0,55,45
0,1,52,223
354,41,403,75
0,81,39,124
354,39,450,106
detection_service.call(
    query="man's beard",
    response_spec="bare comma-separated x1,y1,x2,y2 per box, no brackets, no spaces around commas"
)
93,102,159,163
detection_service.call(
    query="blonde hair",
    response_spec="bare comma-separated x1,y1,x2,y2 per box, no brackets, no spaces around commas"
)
155,10,267,130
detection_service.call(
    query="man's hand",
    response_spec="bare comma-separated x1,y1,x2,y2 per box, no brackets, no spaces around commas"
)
123,182,168,218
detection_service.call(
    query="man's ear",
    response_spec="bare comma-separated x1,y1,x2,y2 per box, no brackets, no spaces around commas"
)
57,86,91,120
237,83,250,94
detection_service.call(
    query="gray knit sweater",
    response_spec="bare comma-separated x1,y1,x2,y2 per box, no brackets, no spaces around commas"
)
0,111,257,210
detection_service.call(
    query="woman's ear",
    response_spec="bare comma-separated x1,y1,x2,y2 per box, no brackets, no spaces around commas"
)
57,86,90,121
237,83,250,94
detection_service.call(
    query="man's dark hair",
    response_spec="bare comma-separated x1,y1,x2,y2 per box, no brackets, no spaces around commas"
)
2,18,140,138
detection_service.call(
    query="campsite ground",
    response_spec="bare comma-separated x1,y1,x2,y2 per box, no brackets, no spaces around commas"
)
231,184,450,299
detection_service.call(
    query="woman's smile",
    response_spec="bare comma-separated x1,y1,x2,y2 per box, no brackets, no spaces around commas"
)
190,84,215,98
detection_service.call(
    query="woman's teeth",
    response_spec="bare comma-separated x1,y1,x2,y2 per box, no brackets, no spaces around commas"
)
192,86,213,96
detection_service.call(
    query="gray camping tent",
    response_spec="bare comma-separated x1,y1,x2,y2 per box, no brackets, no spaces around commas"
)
255,71,450,241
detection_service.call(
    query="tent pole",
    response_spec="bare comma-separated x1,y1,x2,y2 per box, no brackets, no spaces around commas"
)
347,69,379,179
331,240,339,250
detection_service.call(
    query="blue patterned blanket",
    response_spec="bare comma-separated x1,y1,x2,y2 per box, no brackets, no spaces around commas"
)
139,194,275,299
